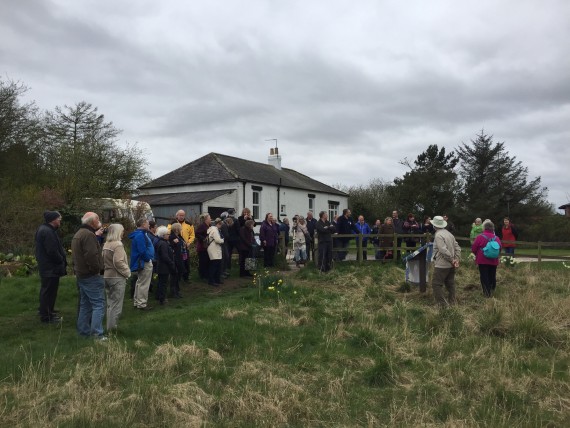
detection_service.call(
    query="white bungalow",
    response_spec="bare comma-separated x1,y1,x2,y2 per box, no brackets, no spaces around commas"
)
138,149,348,226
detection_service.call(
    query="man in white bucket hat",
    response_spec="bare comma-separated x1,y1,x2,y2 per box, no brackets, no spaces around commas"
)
430,215,461,307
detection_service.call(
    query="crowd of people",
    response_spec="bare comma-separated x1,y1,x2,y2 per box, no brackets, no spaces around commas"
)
304,210,518,306
33,205,520,338
34,206,272,340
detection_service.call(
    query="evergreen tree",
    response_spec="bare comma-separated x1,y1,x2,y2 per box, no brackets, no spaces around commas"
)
456,131,551,226
390,145,460,220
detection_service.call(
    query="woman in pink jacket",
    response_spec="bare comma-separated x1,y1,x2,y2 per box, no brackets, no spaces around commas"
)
471,220,502,297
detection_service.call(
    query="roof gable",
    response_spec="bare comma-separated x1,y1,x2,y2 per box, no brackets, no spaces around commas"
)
141,152,347,196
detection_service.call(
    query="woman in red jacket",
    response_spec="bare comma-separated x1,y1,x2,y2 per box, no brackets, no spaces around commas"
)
471,220,502,297
497,217,518,255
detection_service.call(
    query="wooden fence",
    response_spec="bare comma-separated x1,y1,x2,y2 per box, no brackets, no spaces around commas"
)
277,232,570,267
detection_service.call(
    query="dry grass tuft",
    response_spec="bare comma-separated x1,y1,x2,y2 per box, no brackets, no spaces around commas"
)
148,341,205,374
215,360,317,425
0,341,137,427
164,382,215,426
178,343,203,358
222,308,248,319
206,348,223,362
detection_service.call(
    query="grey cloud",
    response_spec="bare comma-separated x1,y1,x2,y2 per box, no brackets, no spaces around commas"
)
1,0,569,207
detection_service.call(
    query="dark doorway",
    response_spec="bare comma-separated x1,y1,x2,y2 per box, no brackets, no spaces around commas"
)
208,207,232,219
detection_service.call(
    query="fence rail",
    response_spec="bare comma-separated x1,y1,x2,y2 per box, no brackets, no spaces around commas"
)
277,232,570,267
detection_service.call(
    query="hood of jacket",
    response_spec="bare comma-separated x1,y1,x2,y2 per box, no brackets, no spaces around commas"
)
128,228,147,240
103,240,124,252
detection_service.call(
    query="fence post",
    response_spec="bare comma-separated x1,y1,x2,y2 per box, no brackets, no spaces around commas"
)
357,233,363,264
537,241,542,267
392,233,398,261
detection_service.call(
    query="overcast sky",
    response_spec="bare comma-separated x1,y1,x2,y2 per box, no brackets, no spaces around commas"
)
2,0,569,210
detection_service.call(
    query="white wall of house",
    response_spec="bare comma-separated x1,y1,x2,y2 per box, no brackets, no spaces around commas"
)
241,183,348,222
203,190,240,213
144,181,347,224
276,187,347,220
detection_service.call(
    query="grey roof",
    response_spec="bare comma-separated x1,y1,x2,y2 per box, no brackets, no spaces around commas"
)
140,152,347,196
138,189,234,206
559,203,570,209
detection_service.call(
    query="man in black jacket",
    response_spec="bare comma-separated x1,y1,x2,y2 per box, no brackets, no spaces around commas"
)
35,211,67,324
305,211,317,261
316,211,335,272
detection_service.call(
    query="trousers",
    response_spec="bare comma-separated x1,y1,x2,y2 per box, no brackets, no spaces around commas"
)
432,267,456,307
133,262,153,308
77,275,105,337
105,277,126,330
478,264,497,297
39,276,60,321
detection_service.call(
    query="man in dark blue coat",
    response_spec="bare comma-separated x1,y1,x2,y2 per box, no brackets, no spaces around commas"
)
35,211,67,324
336,208,359,261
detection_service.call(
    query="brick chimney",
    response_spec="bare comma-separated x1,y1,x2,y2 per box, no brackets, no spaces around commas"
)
268,147,281,170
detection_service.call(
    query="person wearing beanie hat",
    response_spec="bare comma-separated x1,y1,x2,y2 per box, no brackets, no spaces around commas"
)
35,211,66,324
44,211,61,223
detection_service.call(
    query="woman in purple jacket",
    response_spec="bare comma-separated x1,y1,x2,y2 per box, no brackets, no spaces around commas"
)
471,220,502,297
260,213,279,267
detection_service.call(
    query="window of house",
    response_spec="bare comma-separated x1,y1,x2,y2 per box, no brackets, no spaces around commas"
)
252,189,261,220
328,201,339,220
308,194,315,213
280,204,286,215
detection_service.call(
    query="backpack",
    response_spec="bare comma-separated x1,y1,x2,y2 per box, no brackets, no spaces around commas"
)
482,235,500,259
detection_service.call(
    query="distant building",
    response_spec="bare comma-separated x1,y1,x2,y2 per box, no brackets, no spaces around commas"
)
558,203,570,217
138,149,348,225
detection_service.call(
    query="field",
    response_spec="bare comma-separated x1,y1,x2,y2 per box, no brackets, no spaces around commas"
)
1,259,569,427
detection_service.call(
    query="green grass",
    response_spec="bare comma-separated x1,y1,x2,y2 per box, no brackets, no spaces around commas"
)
1,260,569,427
514,248,570,257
